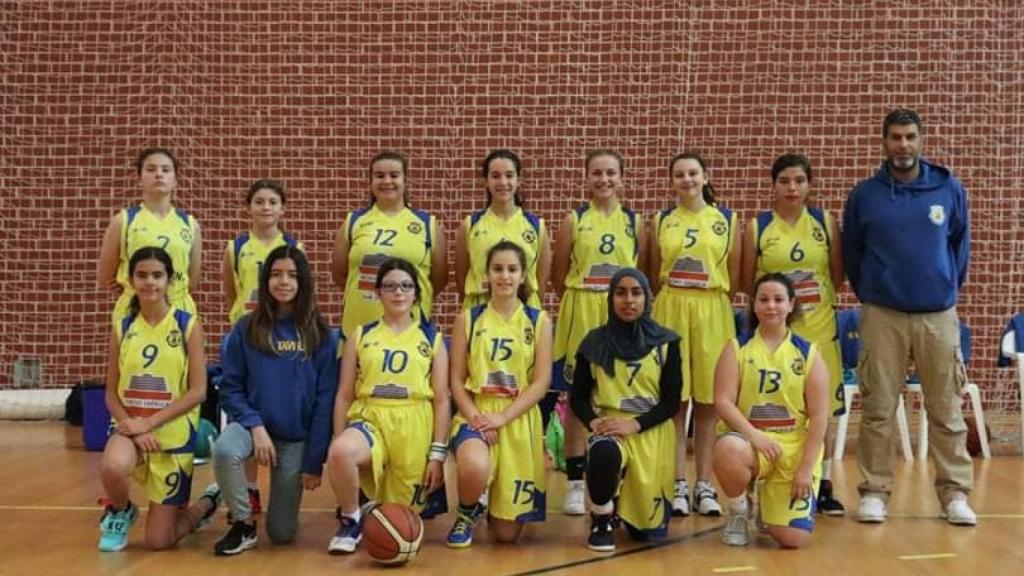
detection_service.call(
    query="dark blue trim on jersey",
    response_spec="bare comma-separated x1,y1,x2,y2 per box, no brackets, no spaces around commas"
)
347,420,376,449
451,422,484,450
410,208,433,248
657,207,674,234
755,211,774,257
574,203,589,218
625,207,639,258
470,208,541,235
418,320,438,346
807,207,829,247
515,489,547,523
523,305,541,327
346,208,370,245
232,232,298,274
790,332,812,360
467,304,487,349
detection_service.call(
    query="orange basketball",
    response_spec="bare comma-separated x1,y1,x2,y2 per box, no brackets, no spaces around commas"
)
362,503,424,565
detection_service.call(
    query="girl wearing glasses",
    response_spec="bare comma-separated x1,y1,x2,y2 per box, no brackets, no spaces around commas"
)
331,152,448,338
326,257,451,554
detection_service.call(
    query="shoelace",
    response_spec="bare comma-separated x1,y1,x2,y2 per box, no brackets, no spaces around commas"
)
725,514,747,532
451,516,474,536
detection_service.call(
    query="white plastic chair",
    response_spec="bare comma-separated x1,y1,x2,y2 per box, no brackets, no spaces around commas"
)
1001,330,1024,452
834,378,912,462
901,380,990,459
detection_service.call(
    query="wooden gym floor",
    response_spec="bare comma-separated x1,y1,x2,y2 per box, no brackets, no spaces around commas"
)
2,421,1021,576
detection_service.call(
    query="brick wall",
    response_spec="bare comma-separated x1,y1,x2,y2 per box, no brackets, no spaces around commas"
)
3,1,1022,438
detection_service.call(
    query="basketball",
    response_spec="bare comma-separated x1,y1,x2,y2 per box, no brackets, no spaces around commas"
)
965,416,990,457
362,503,424,565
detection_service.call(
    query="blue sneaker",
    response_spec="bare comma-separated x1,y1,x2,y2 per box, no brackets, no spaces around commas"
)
327,516,363,554
446,503,484,549
98,503,138,552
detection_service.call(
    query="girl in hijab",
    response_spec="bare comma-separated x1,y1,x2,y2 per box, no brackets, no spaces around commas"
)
570,268,682,552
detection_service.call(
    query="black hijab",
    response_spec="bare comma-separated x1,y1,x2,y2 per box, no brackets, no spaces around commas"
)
577,268,679,377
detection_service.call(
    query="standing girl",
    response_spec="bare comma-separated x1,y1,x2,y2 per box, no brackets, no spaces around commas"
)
326,258,450,554
222,179,304,516
98,148,202,320
99,246,218,552
213,245,339,555
570,268,680,552
446,240,553,548
454,149,551,311
649,152,741,517
712,273,829,549
331,151,447,338
740,153,846,514
552,149,645,515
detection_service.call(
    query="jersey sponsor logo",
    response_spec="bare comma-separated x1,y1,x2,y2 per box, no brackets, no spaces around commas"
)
929,205,946,225
482,371,519,397
668,257,709,289
712,221,727,236
417,340,431,358
370,383,410,399
619,395,656,414
124,374,172,417
522,229,537,244
407,221,423,234
358,253,391,292
583,263,620,291
784,270,821,311
166,329,183,348
748,403,796,431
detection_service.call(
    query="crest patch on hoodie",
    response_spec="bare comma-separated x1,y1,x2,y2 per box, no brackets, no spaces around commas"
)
928,205,946,226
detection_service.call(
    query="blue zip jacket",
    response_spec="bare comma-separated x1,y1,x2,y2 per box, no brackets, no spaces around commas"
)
842,159,970,312
220,317,339,475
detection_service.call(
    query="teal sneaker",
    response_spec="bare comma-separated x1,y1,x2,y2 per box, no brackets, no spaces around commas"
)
98,502,138,552
446,503,484,548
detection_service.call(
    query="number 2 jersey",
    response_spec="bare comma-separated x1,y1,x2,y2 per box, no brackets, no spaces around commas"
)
115,307,198,453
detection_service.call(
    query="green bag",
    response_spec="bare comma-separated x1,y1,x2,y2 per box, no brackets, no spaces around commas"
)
545,415,566,472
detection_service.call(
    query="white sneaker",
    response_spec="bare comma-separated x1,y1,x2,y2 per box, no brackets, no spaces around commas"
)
672,481,690,517
722,511,749,546
695,483,723,517
857,494,887,523
940,495,977,526
564,480,587,516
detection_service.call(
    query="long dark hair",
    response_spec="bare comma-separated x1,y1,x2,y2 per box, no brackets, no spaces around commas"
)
127,246,174,318
368,151,410,208
245,245,329,356
669,152,716,205
486,240,530,304
747,272,798,334
134,147,179,175
481,149,525,209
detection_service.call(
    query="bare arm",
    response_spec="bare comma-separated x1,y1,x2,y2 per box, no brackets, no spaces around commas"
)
188,220,202,293
796,352,830,481
551,213,574,298
430,217,449,301
648,216,662,295
453,219,470,299
222,243,236,313
827,212,845,292
97,213,123,291
331,218,350,291
332,336,359,436
740,220,758,296
105,332,132,423
448,312,480,420
430,341,451,444
727,216,742,297
535,226,553,307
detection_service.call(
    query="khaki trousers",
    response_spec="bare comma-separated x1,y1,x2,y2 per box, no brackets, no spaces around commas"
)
856,304,973,505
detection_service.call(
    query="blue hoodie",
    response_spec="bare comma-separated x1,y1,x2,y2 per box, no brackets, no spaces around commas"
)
842,159,969,313
220,317,339,476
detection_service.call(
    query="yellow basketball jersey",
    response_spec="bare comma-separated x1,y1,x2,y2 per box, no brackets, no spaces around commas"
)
729,330,818,439
117,204,197,307
589,343,668,416
464,303,546,397
342,205,439,336
351,321,441,403
752,208,836,317
463,207,545,301
115,307,198,453
563,202,639,291
226,231,303,325
653,204,736,293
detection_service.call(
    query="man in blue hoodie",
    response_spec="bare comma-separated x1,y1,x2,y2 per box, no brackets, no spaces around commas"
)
843,109,975,526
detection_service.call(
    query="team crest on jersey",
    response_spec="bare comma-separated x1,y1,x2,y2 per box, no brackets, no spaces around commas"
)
522,229,537,244
523,325,535,345
712,221,727,236
407,221,423,234
166,329,182,348
812,228,825,243
417,340,431,358
562,361,575,384
180,228,193,243
928,205,946,225
625,225,635,238
790,356,805,377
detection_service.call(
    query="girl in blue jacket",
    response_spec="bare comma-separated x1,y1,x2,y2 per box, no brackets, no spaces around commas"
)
212,245,339,556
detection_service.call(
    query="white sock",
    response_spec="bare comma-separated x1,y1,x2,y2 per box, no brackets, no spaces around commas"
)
728,494,748,514
343,508,361,523
591,501,614,515
822,459,832,480
696,480,714,492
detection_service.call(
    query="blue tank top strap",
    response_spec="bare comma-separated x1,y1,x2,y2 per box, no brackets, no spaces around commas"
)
807,207,830,247
347,208,370,244
789,332,812,359
232,232,251,274
410,208,433,248
755,211,775,257
523,210,541,234
174,208,190,227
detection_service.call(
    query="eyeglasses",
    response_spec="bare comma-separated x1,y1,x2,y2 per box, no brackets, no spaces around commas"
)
380,281,416,293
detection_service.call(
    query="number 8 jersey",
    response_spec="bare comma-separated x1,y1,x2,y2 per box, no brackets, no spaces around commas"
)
115,308,198,453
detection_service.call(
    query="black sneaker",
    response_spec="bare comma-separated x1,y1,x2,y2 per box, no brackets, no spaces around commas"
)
587,514,615,552
817,479,845,516
214,521,258,556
